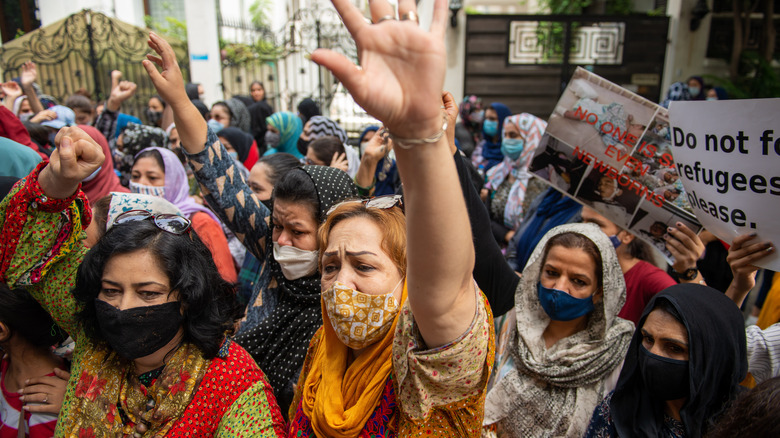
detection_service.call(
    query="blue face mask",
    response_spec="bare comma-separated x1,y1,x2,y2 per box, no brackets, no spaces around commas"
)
537,282,595,321
483,119,498,137
501,137,525,160
609,234,621,249
688,86,701,97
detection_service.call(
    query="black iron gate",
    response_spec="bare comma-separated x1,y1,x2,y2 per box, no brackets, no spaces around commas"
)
464,14,670,118
0,9,189,121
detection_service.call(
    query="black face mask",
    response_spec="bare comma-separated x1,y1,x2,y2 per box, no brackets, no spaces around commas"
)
145,108,163,126
94,300,184,360
297,137,311,156
638,345,690,401
261,198,273,211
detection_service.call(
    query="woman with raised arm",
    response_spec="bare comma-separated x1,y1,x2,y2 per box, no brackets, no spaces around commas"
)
142,32,357,416
0,127,286,436
282,0,494,435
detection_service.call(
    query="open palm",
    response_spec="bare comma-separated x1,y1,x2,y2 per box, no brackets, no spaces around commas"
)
311,0,448,138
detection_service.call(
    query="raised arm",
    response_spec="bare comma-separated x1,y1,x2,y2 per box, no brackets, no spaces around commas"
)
725,233,775,307
143,34,271,259
313,0,475,348
20,62,44,114
0,126,104,336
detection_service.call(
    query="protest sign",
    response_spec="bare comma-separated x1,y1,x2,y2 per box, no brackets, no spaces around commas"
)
528,67,701,262
669,98,780,271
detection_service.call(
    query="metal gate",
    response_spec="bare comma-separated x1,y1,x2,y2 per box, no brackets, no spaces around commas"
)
0,9,190,122
464,14,670,118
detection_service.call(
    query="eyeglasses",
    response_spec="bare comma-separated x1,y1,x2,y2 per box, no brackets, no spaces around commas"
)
112,210,192,235
326,194,404,217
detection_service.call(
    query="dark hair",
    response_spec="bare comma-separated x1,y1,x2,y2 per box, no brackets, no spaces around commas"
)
250,81,265,91
257,153,302,186
307,136,345,164
24,121,51,148
0,283,66,347
541,232,603,289
212,102,233,118
72,220,243,359
149,95,166,108
272,168,319,220
648,297,684,325
626,238,654,263
133,149,166,173
92,194,113,240
706,377,780,437
65,94,94,113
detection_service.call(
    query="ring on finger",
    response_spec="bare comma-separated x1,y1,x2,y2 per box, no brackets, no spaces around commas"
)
375,15,396,24
401,11,419,23
43,393,48,404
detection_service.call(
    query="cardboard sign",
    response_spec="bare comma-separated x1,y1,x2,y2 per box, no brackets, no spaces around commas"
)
529,67,701,262
669,98,780,271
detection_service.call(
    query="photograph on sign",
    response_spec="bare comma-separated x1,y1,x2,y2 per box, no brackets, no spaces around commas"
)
529,67,702,263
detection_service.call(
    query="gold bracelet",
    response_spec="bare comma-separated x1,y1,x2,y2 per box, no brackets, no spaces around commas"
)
386,115,448,149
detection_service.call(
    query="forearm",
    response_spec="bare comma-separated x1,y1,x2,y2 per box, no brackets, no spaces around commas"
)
171,99,208,154
354,156,379,190
2,97,15,112
396,133,475,347
22,85,44,114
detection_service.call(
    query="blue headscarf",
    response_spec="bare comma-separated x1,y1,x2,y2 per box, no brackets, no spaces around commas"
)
264,112,303,158
481,102,512,171
359,126,398,196
114,113,143,140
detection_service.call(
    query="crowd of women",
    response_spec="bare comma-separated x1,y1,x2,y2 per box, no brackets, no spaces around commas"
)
0,0,779,436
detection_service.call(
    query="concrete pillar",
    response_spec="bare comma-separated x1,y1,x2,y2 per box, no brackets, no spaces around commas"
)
184,0,224,106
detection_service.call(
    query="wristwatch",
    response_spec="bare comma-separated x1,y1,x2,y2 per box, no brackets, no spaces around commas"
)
678,267,699,281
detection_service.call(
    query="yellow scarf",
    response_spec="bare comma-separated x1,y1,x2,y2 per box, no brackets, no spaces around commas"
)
301,282,408,437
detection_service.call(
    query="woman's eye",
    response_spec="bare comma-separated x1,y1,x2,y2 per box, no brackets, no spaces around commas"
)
100,288,120,296
140,291,163,299
357,264,375,272
292,230,304,236
573,278,587,286
322,265,338,274
642,335,653,345
668,344,684,354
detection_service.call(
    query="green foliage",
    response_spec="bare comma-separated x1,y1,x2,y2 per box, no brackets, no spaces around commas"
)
14,29,25,38
249,0,273,29
220,40,282,65
539,0,633,14
144,15,187,42
705,52,780,99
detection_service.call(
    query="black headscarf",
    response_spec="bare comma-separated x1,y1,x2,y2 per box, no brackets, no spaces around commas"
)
248,100,274,154
610,284,747,437
234,165,357,413
297,98,321,125
217,127,254,163
185,83,209,120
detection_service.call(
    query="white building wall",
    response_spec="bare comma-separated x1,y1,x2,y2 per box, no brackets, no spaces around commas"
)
38,0,145,28
185,0,224,105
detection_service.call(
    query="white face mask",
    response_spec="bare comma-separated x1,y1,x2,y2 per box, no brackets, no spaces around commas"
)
129,181,165,198
273,242,319,280
360,141,370,156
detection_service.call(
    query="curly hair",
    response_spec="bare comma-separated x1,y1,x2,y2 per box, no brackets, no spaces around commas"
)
72,220,243,359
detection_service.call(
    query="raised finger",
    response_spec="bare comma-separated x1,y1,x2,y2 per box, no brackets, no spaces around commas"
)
397,0,417,23
666,227,695,251
149,33,177,67
331,0,369,36
429,0,449,38
146,54,164,68
310,49,366,106
143,59,163,83
730,245,774,269
369,0,396,24
731,233,759,250
729,240,773,261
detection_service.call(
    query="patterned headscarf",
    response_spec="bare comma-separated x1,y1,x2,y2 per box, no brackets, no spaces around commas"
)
266,112,303,158
306,116,348,144
459,95,483,131
484,223,634,437
485,113,548,229
115,122,167,186
106,192,183,231
134,147,220,223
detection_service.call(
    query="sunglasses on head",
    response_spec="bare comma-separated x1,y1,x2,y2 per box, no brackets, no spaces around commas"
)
112,210,192,235
326,194,404,217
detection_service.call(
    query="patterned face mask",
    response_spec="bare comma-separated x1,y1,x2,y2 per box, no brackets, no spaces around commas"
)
322,280,403,349
129,181,166,198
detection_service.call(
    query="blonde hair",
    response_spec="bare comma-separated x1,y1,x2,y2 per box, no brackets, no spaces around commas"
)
318,202,407,278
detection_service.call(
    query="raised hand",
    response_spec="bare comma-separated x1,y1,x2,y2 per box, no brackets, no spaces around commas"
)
725,234,775,306
443,91,458,154
111,70,123,92
20,61,37,88
310,0,448,139
1,81,23,101
142,32,189,107
30,109,57,124
329,151,350,173
39,126,105,199
106,80,137,111
665,222,706,276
